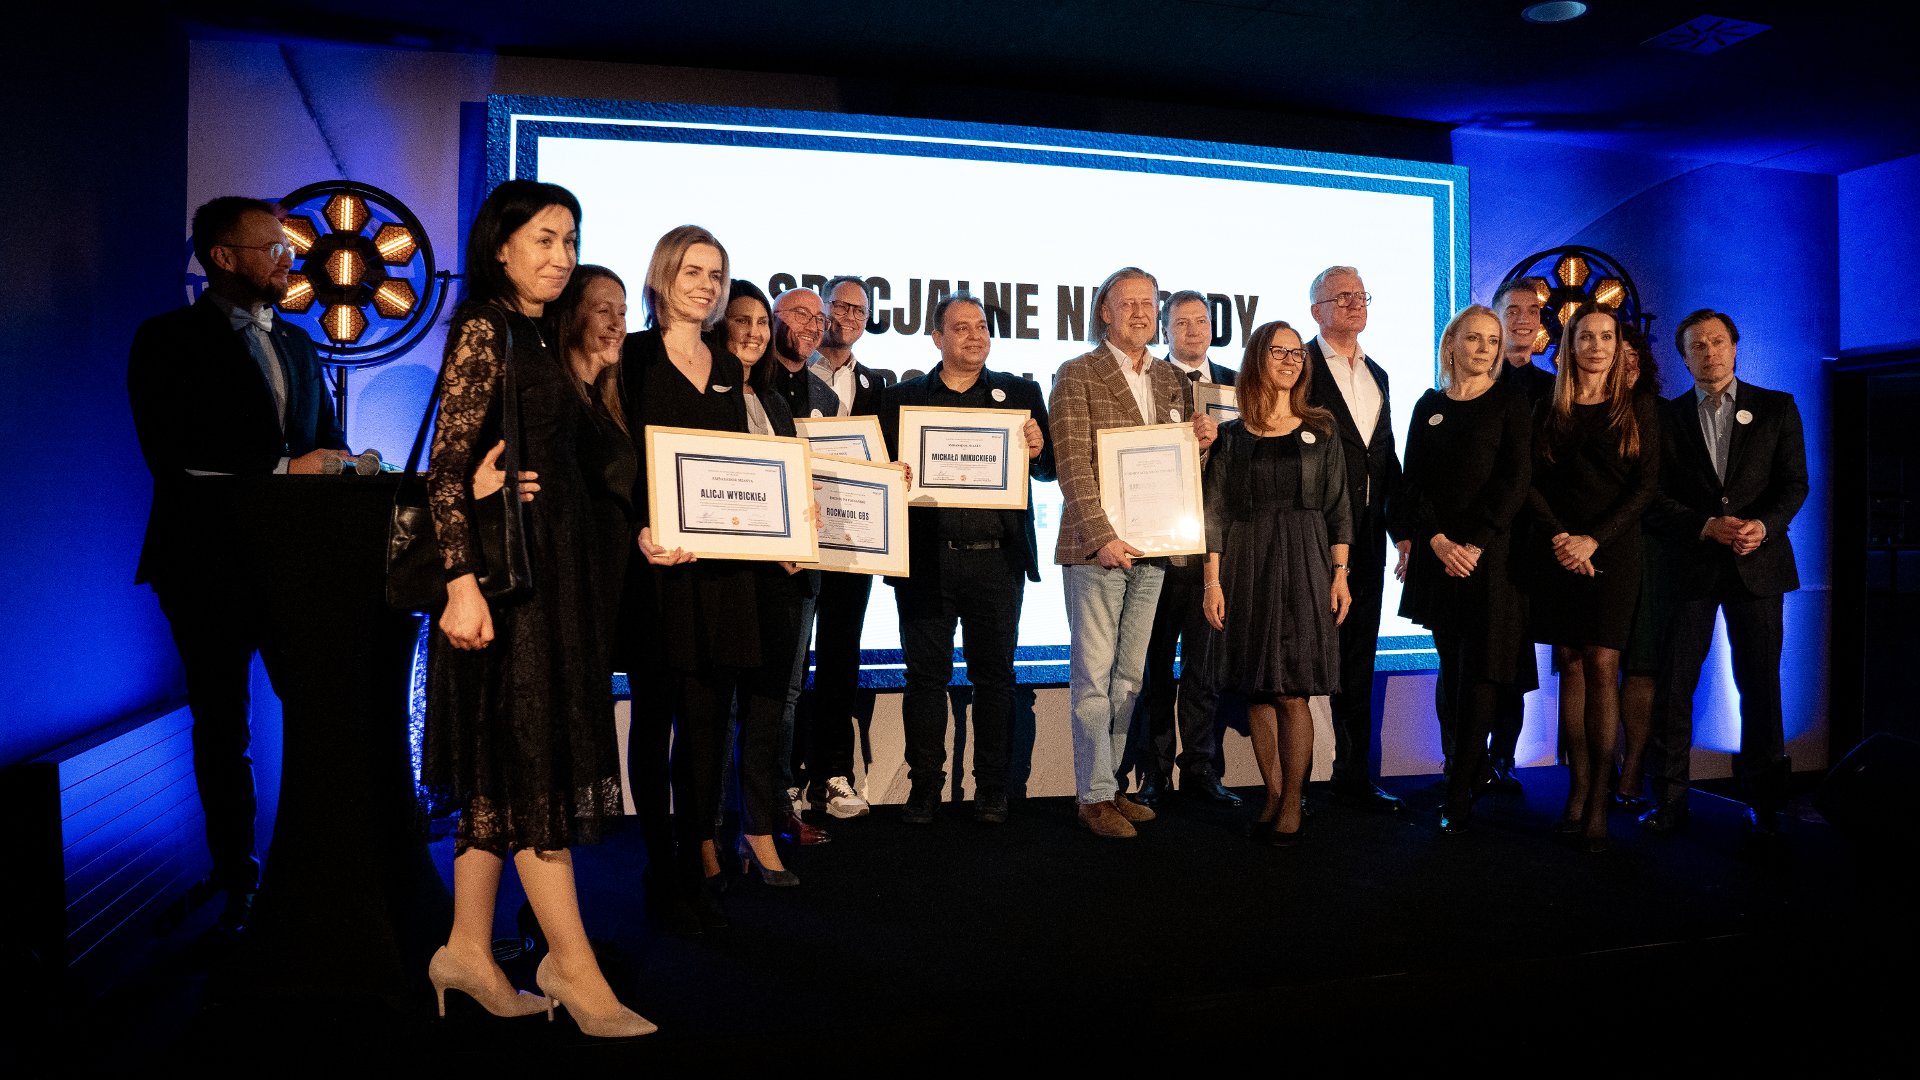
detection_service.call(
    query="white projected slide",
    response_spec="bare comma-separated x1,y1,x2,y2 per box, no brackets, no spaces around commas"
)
492,98,1470,666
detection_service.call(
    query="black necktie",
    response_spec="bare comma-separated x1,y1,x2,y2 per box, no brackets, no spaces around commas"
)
1186,369,1202,383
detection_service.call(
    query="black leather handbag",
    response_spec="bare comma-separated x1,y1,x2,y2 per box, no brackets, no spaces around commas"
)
386,308,534,614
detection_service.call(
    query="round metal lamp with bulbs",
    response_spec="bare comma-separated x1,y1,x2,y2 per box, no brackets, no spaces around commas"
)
1498,245,1651,369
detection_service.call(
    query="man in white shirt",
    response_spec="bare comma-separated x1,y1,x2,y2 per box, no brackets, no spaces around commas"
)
1304,265,1410,813
797,276,894,819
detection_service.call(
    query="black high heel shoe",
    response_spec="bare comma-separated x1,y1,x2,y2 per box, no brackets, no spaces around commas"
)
736,837,799,886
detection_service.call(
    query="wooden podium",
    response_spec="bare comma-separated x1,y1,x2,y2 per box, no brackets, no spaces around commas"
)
226,473,448,1009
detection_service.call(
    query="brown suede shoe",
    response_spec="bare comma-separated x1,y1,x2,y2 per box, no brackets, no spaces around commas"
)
1112,794,1157,823
1078,800,1137,838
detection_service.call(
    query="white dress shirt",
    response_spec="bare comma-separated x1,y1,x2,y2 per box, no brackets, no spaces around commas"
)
1170,354,1212,385
1314,335,1382,445
811,353,857,416
1109,342,1157,424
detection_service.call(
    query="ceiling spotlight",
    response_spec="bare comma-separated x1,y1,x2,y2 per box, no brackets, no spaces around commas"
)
1522,2,1588,24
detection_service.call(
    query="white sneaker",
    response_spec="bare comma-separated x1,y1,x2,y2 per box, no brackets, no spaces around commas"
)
820,776,870,819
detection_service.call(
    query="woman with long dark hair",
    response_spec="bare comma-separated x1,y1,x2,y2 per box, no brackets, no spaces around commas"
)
1390,305,1535,834
1613,323,1664,812
422,181,652,1036
1526,304,1660,852
1201,320,1351,845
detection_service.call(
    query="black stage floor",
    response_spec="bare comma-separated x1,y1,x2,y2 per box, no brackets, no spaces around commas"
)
22,768,1918,1075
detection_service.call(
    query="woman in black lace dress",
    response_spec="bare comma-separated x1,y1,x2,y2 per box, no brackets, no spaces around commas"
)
1526,304,1659,852
1201,320,1351,845
1389,305,1534,834
422,181,651,1037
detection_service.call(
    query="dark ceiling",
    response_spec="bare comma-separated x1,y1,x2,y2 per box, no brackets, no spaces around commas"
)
178,1,1918,175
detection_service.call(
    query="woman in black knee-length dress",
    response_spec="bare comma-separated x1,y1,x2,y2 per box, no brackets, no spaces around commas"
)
1526,304,1659,852
1201,320,1351,845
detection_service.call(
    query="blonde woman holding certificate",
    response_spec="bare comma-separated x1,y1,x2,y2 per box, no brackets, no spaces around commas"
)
1201,321,1352,845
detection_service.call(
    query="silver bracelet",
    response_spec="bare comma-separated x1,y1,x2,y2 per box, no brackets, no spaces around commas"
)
1203,581,1222,590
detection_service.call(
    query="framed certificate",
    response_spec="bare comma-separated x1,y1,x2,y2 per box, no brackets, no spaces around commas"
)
1194,383,1239,423
644,425,819,562
811,456,909,577
1096,423,1206,556
897,405,1031,510
793,414,888,464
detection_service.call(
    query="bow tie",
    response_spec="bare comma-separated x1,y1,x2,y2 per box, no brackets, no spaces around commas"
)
229,306,275,334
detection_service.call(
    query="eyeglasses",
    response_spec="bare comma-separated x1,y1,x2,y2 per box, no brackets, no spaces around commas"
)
221,240,293,261
1267,346,1308,364
778,309,825,327
829,300,869,319
1312,291,1371,309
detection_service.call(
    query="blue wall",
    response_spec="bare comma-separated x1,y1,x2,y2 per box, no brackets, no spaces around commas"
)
1839,152,1920,352
0,26,193,765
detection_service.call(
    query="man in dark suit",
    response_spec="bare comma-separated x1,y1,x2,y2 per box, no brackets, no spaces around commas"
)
127,196,351,931
797,275,898,819
1305,265,1410,812
879,292,1053,825
1640,309,1808,840
1127,290,1241,808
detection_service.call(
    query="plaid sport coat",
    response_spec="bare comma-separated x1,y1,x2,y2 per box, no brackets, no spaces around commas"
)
1048,341,1197,565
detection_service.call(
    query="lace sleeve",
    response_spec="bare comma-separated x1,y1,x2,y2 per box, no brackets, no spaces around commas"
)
428,312,504,578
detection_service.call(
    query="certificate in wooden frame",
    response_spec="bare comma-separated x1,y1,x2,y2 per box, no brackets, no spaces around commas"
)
1095,423,1206,556
644,425,819,562
896,405,1031,510
793,414,888,464
1194,383,1240,423
811,456,910,577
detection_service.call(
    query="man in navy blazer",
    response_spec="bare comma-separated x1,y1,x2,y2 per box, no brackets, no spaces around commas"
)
1640,309,1808,839
1128,290,1241,807
1305,266,1411,813
879,292,1052,825
127,196,350,930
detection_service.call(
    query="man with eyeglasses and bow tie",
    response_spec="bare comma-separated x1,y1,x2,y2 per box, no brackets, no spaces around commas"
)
1305,265,1411,815
128,196,353,936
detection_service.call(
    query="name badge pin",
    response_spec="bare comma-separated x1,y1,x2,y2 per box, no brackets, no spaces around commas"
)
1168,407,1181,422
1300,430,1317,444
1428,413,1445,426
712,384,733,393
810,409,824,418
1735,409,1753,425
991,388,1007,402
859,373,870,389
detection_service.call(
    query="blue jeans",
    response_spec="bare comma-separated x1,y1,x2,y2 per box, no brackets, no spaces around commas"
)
1063,561,1165,805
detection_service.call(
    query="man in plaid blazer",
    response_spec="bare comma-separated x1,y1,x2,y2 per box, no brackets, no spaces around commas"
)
1048,267,1217,838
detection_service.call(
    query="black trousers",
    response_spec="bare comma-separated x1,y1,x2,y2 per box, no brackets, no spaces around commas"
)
1125,557,1225,784
156,582,269,893
1331,524,1387,788
1491,685,1527,762
1433,630,1497,810
1649,589,1789,811
736,576,809,836
805,570,873,789
672,670,739,882
896,547,1024,792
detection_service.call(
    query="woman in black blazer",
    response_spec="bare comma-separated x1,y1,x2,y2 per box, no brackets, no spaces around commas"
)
1201,320,1352,845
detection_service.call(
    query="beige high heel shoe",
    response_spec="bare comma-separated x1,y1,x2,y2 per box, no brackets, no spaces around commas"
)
428,946,549,1018
535,955,658,1037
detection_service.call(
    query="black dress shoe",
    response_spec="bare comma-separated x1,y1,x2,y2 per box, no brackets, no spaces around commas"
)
1333,782,1402,813
1489,757,1524,794
1638,802,1690,834
902,784,939,825
214,889,255,935
1132,774,1166,807
1746,806,1782,836
1438,805,1470,834
694,874,730,933
973,788,1008,825
1182,776,1244,807
1267,824,1304,847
